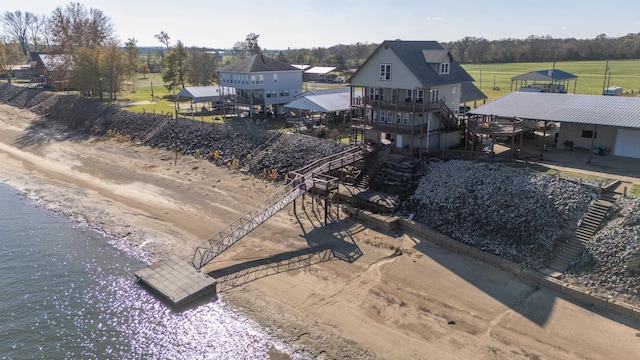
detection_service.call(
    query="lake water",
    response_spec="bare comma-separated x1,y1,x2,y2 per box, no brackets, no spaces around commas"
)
0,182,292,359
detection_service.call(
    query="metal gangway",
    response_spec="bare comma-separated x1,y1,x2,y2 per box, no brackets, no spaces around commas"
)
191,145,365,271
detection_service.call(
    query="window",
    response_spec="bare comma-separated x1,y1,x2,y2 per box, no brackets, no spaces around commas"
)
396,112,402,124
387,111,393,123
273,74,278,83
369,87,380,100
405,89,413,102
380,111,386,123
251,75,264,85
379,64,391,80
391,89,397,102
417,90,424,103
451,86,456,95
582,130,597,138
430,89,439,102
402,113,410,125
440,63,450,74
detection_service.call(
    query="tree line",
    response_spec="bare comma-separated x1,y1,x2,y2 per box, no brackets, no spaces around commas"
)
2,2,640,98
442,34,640,63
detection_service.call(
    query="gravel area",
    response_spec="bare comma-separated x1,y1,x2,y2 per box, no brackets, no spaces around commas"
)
399,160,599,269
566,197,640,303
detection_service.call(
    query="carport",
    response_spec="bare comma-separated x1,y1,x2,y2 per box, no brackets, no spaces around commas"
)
176,86,235,113
469,92,640,160
284,90,351,130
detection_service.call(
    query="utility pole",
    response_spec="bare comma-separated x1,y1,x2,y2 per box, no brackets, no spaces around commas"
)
602,61,609,95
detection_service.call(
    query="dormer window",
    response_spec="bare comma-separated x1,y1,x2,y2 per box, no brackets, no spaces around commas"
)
379,64,391,80
440,62,450,75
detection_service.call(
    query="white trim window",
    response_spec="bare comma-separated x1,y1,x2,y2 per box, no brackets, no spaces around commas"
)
273,74,278,83
379,64,391,80
396,112,402,124
369,87,380,100
440,63,450,74
430,89,439,102
387,111,393,123
417,90,424,103
251,75,264,85
379,110,386,123
402,112,410,125
451,86,456,95
405,89,413,102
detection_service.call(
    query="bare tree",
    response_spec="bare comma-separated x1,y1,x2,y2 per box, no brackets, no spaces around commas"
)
2,11,37,55
26,13,46,52
154,31,171,52
245,33,261,55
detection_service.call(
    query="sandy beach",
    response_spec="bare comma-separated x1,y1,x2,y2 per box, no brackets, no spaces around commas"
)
1,103,639,359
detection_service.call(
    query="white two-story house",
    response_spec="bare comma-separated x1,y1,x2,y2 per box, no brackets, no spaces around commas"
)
350,40,475,156
218,54,302,116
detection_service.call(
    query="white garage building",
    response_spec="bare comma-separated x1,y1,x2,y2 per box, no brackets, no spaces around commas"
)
469,92,640,159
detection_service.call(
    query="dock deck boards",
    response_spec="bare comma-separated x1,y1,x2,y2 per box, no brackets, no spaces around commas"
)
135,256,217,307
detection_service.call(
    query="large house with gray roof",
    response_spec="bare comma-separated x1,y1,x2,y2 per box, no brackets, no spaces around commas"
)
349,40,476,155
217,54,302,116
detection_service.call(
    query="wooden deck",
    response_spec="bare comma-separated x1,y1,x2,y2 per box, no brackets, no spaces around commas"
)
135,256,217,308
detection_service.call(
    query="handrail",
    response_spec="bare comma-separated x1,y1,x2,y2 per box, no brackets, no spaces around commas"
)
191,145,366,270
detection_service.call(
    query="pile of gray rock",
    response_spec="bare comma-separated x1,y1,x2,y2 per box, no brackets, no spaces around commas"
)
2,86,346,178
567,197,640,301
400,160,598,269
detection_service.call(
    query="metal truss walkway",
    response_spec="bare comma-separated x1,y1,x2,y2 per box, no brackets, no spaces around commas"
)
191,145,365,271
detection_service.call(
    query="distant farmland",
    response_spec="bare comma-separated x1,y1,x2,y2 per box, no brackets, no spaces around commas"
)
462,59,640,101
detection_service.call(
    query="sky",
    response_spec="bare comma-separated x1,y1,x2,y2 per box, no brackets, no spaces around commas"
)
10,0,640,49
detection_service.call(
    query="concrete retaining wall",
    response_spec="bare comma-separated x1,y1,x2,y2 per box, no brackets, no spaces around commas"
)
349,210,640,322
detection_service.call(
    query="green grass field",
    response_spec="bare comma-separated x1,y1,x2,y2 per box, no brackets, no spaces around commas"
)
463,59,640,101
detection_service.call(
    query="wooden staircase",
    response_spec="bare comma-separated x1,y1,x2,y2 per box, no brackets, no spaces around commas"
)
192,145,366,271
546,198,614,275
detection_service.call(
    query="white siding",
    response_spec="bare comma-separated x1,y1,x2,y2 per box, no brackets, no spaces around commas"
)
614,129,640,158
350,47,423,89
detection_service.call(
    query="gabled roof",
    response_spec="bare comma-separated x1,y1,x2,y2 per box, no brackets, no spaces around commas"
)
353,40,474,87
38,54,73,69
422,49,449,64
291,64,311,70
284,91,350,113
469,92,640,129
460,82,488,103
511,69,577,82
176,86,235,103
218,54,299,73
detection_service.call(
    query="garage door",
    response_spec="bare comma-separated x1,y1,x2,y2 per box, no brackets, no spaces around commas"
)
614,129,640,158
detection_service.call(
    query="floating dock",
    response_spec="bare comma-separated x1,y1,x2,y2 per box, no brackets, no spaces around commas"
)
135,256,217,308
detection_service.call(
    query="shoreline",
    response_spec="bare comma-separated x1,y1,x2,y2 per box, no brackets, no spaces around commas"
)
2,102,640,359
